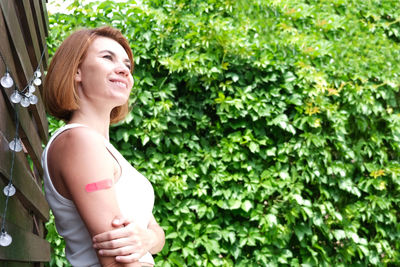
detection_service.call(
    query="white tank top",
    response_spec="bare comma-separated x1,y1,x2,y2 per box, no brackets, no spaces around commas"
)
42,123,155,266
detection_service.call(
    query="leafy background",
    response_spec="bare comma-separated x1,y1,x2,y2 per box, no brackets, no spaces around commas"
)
45,0,400,266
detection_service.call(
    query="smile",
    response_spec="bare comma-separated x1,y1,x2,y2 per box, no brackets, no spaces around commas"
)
110,79,127,89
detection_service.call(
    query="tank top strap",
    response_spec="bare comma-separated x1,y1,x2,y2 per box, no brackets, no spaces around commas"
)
48,123,88,143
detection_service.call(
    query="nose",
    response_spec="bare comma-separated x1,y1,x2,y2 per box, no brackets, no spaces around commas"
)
115,62,130,77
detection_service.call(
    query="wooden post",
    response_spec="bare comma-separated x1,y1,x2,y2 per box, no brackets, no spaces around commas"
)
0,0,50,265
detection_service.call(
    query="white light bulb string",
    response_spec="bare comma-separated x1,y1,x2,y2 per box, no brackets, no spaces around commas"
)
0,106,19,239
0,45,47,247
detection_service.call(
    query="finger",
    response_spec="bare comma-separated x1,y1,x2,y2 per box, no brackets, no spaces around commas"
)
115,252,143,263
111,215,131,227
98,245,136,257
94,237,135,249
93,227,135,243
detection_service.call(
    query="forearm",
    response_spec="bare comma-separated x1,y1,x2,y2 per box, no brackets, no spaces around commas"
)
103,261,142,267
97,237,140,266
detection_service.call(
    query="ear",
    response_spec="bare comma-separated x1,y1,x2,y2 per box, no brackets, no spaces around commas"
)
75,68,82,83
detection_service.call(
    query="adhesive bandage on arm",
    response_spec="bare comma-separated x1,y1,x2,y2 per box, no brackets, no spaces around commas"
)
85,179,113,193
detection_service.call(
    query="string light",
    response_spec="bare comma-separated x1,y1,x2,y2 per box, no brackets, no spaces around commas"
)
10,90,22,104
8,137,22,152
3,185,16,197
0,71,13,88
20,97,30,107
28,84,35,94
30,94,38,105
0,231,12,247
0,45,47,247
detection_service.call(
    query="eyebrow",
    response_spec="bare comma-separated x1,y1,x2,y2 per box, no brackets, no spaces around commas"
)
99,49,131,65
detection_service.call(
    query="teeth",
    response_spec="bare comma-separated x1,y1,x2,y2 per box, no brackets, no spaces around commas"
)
112,81,126,88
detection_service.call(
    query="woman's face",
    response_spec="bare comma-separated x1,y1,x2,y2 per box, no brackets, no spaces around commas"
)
75,36,133,107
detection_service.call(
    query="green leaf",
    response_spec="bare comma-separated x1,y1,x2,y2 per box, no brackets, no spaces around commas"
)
228,199,242,209
241,200,253,212
294,224,311,241
333,230,346,240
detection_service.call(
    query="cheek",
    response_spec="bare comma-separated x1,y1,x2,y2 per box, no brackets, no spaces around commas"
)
128,75,134,89
79,65,97,83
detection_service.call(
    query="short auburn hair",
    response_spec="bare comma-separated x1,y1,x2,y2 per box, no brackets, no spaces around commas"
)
44,26,134,124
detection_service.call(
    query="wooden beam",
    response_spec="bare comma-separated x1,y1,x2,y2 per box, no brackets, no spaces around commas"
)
0,93,49,222
40,0,50,37
0,178,33,232
28,82,49,144
1,87,45,177
30,0,48,68
22,0,49,142
0,262,32,267
0,0,51,264
15,0,41,68
41,0,50,70
0,6,46,175
0,217,50,262
2,0,49,144
0,0,32,82
0,130,50,222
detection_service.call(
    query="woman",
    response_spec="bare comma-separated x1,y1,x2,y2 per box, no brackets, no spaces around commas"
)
42,26,165,266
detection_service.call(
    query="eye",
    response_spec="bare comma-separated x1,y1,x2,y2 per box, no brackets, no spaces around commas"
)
125,64,131,69
103,54,113,60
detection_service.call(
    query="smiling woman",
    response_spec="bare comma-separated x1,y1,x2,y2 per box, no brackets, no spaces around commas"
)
44,27,133,124
42,26,165,267
74,36,133,113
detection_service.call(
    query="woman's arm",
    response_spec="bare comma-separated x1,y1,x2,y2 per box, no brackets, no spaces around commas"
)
147,215,165,254
48,127,138,267
91,215,165,263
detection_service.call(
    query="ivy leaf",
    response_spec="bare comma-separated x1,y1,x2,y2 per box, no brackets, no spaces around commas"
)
241,200,253,212
294,224,312,241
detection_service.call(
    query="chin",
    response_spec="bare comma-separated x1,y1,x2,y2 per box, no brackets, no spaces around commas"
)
110,93,130,104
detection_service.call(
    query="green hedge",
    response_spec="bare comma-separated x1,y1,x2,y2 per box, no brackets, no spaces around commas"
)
46,0,400,266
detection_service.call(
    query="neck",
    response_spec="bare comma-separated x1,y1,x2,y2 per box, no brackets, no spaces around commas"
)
69,110,111,140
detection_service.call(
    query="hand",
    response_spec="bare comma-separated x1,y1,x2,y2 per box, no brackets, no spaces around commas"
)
92,216,156,263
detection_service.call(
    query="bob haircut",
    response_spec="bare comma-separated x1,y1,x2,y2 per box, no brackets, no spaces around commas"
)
44,26,134,124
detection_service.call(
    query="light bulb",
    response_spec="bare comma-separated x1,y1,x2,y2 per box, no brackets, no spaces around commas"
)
3,184,16,197
29,95,38,105
10,91,21,103
20,97,30,107
1,72,14,88
33,78,41,86
9,138,22,152
0,232,12,247
28,84,36,94
34,70,42,78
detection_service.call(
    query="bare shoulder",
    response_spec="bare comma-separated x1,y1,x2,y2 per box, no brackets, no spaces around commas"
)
53,126,104,149
48,127,112,177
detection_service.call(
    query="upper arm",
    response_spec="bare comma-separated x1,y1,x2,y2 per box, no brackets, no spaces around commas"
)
50,128,123,265
147,215,165,254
